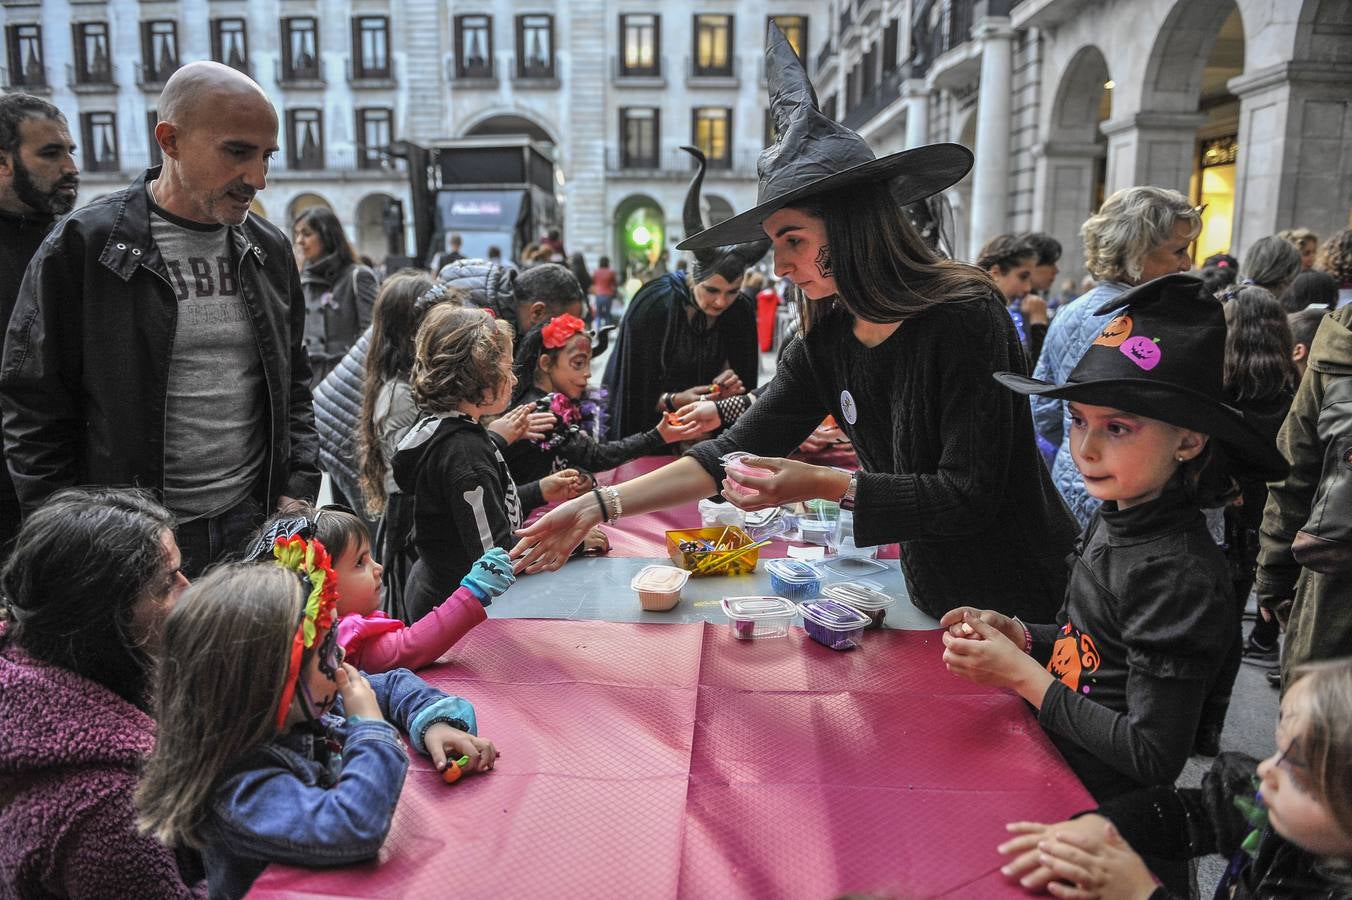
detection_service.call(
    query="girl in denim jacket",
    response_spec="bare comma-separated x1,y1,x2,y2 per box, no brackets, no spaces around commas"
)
136,529,498,900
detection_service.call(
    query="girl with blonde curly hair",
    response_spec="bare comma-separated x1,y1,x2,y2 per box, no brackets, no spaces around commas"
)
1315,228,1352,308
386,306,526,622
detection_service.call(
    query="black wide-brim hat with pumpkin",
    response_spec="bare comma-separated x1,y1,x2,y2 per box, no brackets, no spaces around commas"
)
675,23,972,251
995,273,1289,481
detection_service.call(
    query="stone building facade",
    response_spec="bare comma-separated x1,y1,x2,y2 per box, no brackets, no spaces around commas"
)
1,0,818,272
813,0,1352,282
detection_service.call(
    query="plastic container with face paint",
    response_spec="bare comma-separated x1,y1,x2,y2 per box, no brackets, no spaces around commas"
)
798,598,871,650
722,595,796,640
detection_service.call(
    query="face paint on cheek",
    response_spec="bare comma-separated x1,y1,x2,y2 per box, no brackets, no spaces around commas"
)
815,245,834,279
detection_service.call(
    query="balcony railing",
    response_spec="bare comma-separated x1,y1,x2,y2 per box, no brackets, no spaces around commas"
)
907,0,977,79
605,147,759,177
447,55,499,84
2,65,48,91
610,54,667,83
67,62,116,91
276,57,325,86
79,144,407,179
347,57,395,84
684,54,740,84
842,68,904,129
136,60,179,89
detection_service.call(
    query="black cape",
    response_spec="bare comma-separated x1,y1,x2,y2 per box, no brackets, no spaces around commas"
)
602,271,759,439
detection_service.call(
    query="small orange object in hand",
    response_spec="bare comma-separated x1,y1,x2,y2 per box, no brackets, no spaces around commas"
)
707,384,722,398
823,415,837,428
665,412,683,426
442,754,471,784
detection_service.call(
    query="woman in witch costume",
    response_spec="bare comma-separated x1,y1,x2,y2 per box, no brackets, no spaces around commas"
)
504,314,702,509
513,24,1079,623
601,146,768,441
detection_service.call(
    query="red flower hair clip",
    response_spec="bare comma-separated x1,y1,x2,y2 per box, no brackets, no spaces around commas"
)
541,314,587,349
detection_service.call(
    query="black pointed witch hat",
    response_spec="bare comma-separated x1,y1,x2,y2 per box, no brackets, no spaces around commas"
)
678,23,972,251
679,145,771,283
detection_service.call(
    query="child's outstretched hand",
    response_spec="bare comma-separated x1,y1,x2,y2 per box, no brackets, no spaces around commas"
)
425,723,498,774
941,613,1053,706
336,664,383,721
541,468,588,503
657,407,708,442
460,547,516,601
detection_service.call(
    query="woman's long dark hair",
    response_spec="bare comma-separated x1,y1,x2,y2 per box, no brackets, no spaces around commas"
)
1223,286,1299,403
293,205,356,265
1,488,175,710
356,271,437,514
795,181,997,332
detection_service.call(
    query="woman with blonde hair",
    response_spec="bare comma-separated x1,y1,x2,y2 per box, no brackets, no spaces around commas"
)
1030,187,1202,527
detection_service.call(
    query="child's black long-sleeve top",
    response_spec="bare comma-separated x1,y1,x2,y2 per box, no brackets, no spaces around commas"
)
503,385,664,510
1094,752,1352,899
1026,485,1235,801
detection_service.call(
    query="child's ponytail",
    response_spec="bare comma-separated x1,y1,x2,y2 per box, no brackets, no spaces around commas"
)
136,565,303,848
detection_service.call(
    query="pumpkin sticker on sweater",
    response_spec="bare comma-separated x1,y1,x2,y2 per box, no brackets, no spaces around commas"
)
1048,622,1101,694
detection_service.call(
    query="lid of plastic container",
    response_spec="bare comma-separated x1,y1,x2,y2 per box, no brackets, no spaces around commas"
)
817,556,889,577
822,582,895,611
719,451,756,465
764,558,821,583
631,565,690,593
722,595,796,619
798,598,871,629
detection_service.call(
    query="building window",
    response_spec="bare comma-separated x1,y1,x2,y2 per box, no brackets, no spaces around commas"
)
140,21,179,85
6,24,45,88
146,110,162,167
287,108,324,170
281,18,320,82
882,19,899,74
455,15,493,79
693,15,732,78
356,108,393,170
352,16,390,79
72,22,112,84
211,19,248,73
768,15,808,64
823,94,838,122
515,14,554,79
80,111,118,172
693,108,732,169
620,107,659,169
620,14,659,77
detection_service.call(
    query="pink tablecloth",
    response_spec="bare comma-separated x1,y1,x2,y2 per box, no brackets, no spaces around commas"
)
250,619,1092,899
579,455,899,560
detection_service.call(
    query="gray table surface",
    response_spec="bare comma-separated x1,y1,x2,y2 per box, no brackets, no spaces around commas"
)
487,556,942,630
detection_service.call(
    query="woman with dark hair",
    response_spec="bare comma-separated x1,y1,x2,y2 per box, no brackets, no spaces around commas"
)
601,146,766,440
515,27,1078,622
977,234,1048,366
1240,234,1301,301
0,488,201,897
294,206,378,384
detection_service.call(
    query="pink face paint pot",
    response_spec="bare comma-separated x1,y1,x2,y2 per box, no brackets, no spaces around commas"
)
719,452,772,502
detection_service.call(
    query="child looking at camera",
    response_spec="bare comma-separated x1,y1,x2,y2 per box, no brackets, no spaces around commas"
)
136,533,496,899
940,274,1290,890
259,505,515,673
998,657,1352,899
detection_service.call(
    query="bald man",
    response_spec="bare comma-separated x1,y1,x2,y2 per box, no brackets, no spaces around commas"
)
0,62,319,575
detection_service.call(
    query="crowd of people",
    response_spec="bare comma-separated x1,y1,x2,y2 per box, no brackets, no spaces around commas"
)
1,28,1350,900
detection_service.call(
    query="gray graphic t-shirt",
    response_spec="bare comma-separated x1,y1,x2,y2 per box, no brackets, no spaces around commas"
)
148,189,266,519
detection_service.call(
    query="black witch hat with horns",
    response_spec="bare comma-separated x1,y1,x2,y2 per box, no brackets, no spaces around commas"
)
679,145,771,284
678,23,972,251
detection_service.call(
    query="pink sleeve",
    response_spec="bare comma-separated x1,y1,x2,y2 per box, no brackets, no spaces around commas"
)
350,588,488,672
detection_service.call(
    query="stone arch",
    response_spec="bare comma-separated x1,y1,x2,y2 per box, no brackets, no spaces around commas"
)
355,192,398,263
1290,0,1352,68
1139,0,1243,114
612,194,665,280
704,193,735,226
460,111,559,146
1036,45,1112,281
287,192,332,225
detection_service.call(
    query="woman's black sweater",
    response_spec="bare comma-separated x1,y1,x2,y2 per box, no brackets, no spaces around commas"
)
688,293,1078,621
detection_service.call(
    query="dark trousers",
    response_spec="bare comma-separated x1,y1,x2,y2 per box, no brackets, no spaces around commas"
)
175,493,266,579
0,464,20,568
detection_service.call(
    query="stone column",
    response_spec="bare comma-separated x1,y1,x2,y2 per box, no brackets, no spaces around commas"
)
1098,111,1207,196
1031,141,1106,283
564,0,608,261
968,16,1015,260
901,78,930,149
1228,59,1352,258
